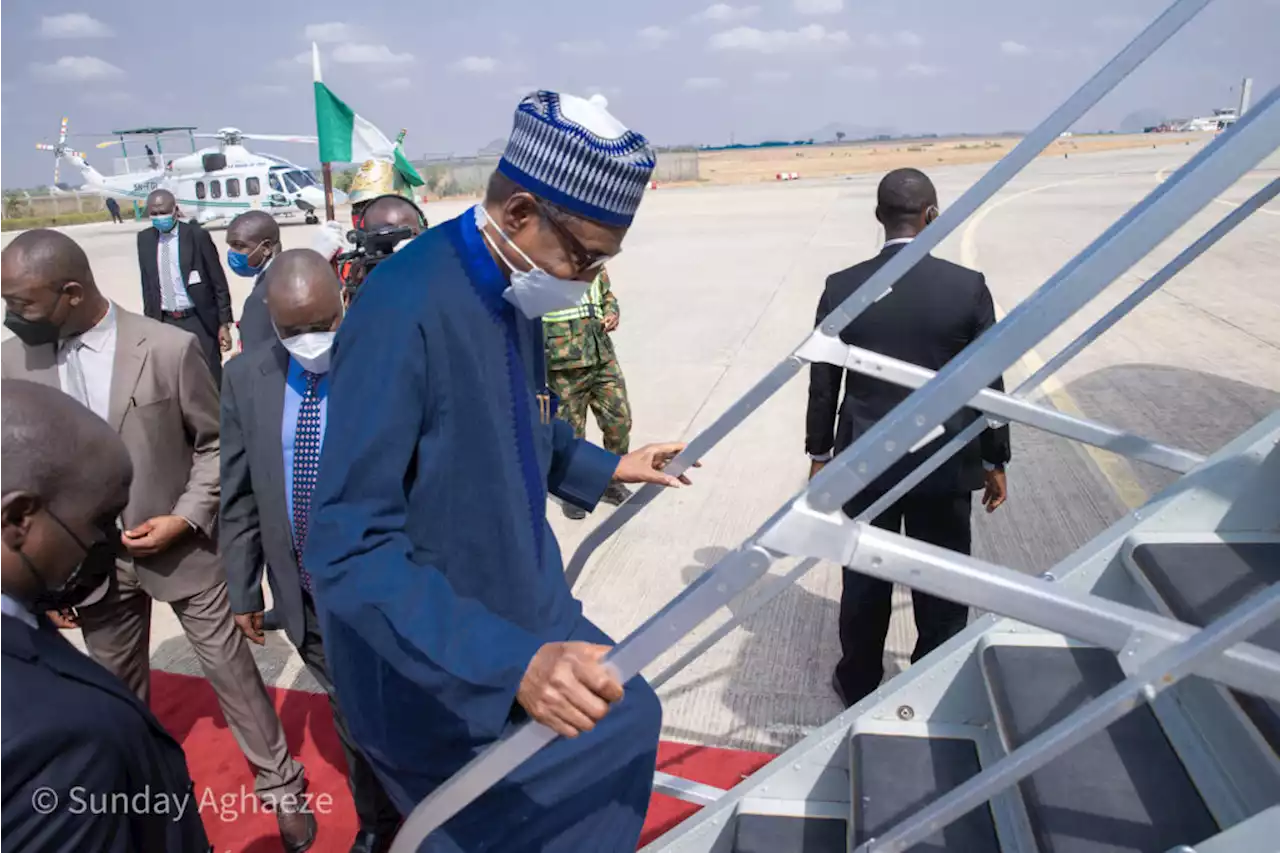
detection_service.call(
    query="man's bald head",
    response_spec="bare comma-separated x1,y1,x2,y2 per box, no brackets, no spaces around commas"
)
2,379,132,521
228,211,280,245
2,229,106,340
145,189,176,215
1,380,131,604
263,249,343,338
360,194,425,237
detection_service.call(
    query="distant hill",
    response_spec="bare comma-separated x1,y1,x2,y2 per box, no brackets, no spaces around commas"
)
478,137,507,156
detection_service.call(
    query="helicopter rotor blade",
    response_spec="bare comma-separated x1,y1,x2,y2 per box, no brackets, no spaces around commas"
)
238,134,318,143
95,140,125,149
59,117,69,145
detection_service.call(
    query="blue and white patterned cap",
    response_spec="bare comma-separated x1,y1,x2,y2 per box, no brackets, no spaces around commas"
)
498,91,656,228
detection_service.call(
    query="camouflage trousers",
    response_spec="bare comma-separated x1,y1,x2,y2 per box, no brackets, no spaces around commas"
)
548,358,632,456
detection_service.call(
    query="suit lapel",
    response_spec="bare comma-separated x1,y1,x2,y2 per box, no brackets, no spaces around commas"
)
11,341,60,389
178,221,195,284
109,311,149,432
259,344,291,535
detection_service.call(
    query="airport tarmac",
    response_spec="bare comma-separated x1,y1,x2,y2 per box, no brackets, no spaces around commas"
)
4,141,1278,754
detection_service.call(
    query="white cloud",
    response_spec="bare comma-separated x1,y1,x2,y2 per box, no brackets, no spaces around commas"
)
638,26,675,49
753,70,792,83
304,22,356,43
331,43,414,65
894,30,923,47
793,0,843,14
40,13,113,38
864,32,887,48
585,84,623,99
684,76,725,90
710,24,849,53
452,56,499,74
1093,14,1144,33
833,65,879,81
694,4,759,23
902,62,940,78
557,39,607,55
379,77,413,91
1001,40,1031,56
276,51,313,70
31,56,124,82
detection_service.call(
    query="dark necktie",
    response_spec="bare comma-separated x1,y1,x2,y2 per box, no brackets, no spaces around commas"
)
291,371,322,591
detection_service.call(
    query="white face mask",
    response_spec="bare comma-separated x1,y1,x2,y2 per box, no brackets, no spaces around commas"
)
280,331,336,374
476,206,590,318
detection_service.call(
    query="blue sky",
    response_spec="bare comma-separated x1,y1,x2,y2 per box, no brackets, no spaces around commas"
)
3,0,1277,188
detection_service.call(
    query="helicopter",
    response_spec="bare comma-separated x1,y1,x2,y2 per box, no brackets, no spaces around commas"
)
36,119,347,225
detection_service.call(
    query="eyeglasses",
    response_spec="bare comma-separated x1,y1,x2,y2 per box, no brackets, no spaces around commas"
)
534,200,616,275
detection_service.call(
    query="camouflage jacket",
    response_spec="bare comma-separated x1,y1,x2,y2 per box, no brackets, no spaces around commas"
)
543,271,619,371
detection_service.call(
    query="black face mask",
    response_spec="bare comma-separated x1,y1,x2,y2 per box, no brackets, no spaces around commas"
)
3,311,62,347
20,511,120,612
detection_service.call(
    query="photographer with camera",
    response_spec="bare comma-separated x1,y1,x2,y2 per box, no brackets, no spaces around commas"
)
332,194,427,302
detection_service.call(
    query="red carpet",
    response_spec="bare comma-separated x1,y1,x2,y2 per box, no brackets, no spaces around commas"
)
151,672,776,851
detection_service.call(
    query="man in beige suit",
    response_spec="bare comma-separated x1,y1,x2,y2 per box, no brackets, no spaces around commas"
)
1,229,316,853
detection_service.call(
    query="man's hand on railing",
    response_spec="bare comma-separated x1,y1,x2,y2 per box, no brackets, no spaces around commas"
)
982,468,1008,513
516,642,625,738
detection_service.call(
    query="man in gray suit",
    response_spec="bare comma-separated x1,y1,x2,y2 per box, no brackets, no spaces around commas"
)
221,250,400,853
1,229,316,853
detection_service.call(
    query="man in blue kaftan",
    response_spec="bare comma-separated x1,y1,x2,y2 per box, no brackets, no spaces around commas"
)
305,91,692,852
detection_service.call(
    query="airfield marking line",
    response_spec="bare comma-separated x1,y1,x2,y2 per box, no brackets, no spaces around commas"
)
962,175,1150,510
1155,165,1280,215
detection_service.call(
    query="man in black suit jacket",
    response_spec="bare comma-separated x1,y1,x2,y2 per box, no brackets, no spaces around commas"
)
221,251,400,853
226,211,283,354
1,380,210,852
807,168,1012,707
138,189,233,382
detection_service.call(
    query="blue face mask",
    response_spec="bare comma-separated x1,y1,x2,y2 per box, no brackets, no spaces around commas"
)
151,215,176,233
226,250,264,278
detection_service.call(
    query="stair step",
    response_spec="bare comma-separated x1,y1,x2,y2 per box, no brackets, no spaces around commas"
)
1130,541,1280,753
982,645,1219,853
733,814,846,853
849,733,1000,852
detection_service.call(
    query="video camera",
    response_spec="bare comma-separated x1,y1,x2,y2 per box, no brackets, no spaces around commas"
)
334,224,415,293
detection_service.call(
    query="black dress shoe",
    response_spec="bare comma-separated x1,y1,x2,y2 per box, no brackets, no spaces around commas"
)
262,608,283,631
350,829,397,853
562,503,587,520
278,808,317,853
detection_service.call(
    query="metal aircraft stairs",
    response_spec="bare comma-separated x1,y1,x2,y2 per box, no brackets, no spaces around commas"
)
386,1,1280,850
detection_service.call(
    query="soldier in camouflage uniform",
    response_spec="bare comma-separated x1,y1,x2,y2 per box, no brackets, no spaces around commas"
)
544,268,633,519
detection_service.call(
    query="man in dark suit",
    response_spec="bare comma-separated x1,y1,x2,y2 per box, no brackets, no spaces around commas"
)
221,250,400,853
2,229,315,852
1,379,211,852
807,168,1011,707
226,211,282,353
138,189,233,382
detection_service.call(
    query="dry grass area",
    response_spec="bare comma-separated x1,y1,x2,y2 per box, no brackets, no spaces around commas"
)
691,132,1206,185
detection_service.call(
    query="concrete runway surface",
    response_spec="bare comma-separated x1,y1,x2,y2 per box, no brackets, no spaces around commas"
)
5,141,1277,754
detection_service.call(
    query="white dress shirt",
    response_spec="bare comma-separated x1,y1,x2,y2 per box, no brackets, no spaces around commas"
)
1,592,38,629
157,228,194,312
58,302,118,422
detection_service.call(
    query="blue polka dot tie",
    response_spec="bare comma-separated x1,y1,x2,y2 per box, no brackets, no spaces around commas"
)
292,371,322,591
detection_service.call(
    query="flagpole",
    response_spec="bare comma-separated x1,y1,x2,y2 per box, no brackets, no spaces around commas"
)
312,42,335,222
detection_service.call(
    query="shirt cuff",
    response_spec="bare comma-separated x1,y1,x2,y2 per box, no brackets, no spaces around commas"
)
180,516,198,532
982,461,1006,472
809,451,833,462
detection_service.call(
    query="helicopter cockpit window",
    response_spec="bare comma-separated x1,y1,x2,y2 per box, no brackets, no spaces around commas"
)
226,178,241,198
246,177,261,196
210,180,222,200
195,182,207,200
268,174,283,193
281,173,300,193
285,170,317,188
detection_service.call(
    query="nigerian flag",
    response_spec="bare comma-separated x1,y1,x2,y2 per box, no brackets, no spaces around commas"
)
312,43,423,186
